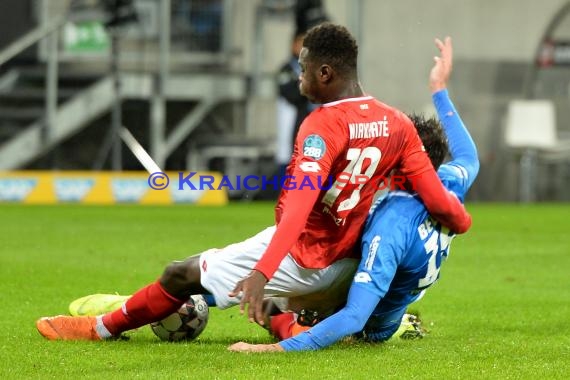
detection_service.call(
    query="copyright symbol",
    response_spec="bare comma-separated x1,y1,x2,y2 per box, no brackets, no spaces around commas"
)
148,172,169,190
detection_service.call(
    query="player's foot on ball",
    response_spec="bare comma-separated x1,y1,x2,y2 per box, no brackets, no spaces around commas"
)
69,294,130,316
36,315,102,341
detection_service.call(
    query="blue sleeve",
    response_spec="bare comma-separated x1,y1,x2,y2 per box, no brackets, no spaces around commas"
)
432,89,480,189
279,286,381,351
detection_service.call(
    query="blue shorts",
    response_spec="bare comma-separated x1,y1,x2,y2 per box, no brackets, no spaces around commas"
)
356,304,408,342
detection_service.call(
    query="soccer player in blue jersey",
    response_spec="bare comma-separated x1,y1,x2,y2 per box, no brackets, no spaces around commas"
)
229,36,480,352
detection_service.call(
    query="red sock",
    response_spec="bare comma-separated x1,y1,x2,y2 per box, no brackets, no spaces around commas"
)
102,280,185,336
291,322,311,337
270,312,296,340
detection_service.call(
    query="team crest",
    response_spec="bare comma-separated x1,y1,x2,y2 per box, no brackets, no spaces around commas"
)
303,134,326,160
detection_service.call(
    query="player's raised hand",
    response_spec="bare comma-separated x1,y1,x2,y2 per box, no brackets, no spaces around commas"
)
229,269,268,325
429,36,453,93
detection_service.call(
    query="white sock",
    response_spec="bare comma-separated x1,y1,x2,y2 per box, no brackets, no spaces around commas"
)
95,315,113,339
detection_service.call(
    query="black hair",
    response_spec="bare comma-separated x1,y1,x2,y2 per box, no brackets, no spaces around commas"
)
302,23,358,77
408,113,449,169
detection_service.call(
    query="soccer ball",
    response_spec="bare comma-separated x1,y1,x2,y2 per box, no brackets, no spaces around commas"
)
150,294,209,342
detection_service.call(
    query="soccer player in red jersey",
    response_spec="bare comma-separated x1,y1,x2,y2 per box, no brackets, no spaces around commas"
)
36,23,471,341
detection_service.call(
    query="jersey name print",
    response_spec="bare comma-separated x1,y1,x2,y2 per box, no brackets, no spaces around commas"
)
348,116,390,139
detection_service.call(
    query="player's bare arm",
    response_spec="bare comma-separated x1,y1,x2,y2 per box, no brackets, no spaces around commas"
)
228,342,284,353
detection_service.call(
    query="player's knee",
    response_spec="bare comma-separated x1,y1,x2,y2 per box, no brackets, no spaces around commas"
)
160,257,201,299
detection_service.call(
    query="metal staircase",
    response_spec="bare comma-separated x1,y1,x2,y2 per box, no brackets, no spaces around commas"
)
0,15,115,170
0,65,112,169
0,1,270,179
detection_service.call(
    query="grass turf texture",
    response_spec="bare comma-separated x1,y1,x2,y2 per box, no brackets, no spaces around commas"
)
1,203,569,379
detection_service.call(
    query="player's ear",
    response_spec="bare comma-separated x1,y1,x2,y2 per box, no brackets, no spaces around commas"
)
319,64,333,83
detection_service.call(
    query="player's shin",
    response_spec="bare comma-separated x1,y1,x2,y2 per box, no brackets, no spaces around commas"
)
102,280,185,335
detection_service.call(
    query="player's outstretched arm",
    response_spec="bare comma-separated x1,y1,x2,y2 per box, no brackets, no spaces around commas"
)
433,90,479,186
430,37,479,186
278,286,379,351
228,285,380,353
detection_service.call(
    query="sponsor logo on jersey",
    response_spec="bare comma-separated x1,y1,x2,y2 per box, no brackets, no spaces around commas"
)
302,134,326,160
354,272,372,283
299,161,321,173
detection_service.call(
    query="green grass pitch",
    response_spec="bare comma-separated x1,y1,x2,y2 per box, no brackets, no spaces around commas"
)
1,203,569,379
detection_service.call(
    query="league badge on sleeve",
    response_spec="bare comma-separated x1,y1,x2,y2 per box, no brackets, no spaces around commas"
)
303,134,326,160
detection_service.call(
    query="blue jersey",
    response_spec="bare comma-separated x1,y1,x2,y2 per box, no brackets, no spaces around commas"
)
280,89,480,351
358,156,473,309
353,165,467,341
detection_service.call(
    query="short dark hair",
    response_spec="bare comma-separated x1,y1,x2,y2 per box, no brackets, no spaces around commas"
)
408,113,449,169
302,23,358,77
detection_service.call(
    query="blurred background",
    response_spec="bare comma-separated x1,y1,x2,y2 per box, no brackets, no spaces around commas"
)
1,0,569,202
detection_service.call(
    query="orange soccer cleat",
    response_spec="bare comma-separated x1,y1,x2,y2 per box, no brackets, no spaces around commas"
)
36,315,102,341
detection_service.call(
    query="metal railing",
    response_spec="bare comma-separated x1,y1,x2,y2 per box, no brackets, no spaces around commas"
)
0,0,242,170
0,16,66,143
0,16,64,65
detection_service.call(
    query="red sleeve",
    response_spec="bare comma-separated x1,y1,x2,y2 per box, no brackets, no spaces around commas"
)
255,182,319,279
410,169,472,233
399,114,471,233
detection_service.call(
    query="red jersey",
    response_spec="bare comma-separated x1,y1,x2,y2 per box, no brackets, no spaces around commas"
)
255,95,469,279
